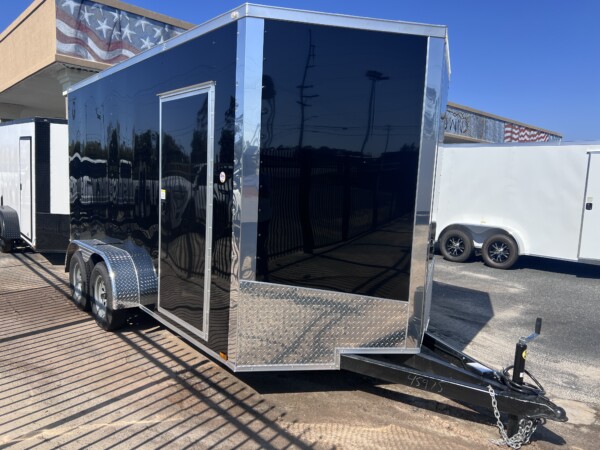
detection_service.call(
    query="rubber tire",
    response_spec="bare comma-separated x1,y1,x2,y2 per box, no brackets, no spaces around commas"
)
482,234,518,269
0,239,12,253
0,224,12,253
89,262,126,331
69,252,90,311
439,228,473,263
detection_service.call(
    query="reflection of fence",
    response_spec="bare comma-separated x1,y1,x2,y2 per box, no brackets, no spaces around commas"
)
117,160,135,206
260,148,418,258
69,155,109,205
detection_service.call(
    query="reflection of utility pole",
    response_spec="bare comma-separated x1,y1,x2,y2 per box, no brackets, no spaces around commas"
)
262,75,276,150
383,124,391,154
298,30,318,254
361,71,388,230
360,70,389,156
297,30,318,151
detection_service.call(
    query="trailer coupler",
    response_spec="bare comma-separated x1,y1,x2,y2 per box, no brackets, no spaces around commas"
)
341,328,566,446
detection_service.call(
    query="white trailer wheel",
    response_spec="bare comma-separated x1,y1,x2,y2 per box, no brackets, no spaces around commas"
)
89,262,126,331
439,228,473,263
482,234,518,269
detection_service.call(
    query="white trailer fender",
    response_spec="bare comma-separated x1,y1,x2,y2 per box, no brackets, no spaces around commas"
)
439,223,525,254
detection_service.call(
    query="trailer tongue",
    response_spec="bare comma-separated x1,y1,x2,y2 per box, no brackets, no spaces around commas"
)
342,321,567,447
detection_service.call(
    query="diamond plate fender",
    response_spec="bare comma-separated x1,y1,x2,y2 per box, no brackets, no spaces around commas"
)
65,239,158,310
0,206,21,240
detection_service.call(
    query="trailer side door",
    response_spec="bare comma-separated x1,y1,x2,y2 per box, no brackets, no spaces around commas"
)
579,152,600,261
157,83,215,340
19,137,32,241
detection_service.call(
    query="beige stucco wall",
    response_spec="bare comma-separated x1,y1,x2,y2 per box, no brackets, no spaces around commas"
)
0,0,194,96
0,0,57,94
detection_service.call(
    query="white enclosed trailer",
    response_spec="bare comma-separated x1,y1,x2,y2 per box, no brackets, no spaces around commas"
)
433,142,600,269
0,118,70,252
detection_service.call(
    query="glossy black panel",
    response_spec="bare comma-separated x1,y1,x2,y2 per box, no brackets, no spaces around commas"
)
259,21,427,301
34,122,50,214
68,24,236,352
35,213,70,251
160,93,209,332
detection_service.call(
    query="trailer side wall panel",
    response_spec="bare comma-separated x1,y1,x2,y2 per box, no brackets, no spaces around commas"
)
256,20,426,301
68,23,238,354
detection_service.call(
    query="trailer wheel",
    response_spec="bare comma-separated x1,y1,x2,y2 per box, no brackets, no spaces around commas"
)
439,228,473,263
482,234,518,269
89,262,126,331
69,252,90,311
0,238,12,253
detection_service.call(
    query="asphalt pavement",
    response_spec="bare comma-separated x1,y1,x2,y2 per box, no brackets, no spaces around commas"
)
430,255,600,435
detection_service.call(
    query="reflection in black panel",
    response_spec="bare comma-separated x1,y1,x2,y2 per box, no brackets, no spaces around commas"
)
160,93,208,333
258,21,427,302
35,122,50,214
68,23,236,353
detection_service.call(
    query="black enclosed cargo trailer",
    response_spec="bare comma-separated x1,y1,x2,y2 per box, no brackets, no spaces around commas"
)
64,4,565,444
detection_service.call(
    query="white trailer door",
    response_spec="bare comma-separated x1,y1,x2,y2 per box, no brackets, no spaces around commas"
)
19,137,33,241
579,153,600,260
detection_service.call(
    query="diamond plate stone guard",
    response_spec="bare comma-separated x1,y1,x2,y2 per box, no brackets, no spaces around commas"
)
236,281,408,368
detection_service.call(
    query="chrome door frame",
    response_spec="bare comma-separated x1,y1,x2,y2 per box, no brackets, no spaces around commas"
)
157,81,216,341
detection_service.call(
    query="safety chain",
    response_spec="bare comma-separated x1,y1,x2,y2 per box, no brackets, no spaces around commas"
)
487,385,541,449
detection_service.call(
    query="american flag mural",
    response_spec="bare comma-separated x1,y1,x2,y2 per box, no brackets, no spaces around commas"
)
56,0,187,64
504,123,559,143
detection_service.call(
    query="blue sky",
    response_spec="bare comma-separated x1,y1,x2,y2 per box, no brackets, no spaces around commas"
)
2,1,599,141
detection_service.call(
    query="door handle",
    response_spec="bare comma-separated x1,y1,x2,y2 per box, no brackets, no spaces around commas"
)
586,203,593,211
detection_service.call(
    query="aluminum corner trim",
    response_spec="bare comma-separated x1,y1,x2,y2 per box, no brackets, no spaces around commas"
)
228,16,265,367
407,37,447,348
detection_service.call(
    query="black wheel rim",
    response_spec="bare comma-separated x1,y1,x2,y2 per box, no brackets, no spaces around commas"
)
445,236,465,257
488,241,510,263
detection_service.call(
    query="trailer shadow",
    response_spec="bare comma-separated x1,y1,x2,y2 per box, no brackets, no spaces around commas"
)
513,256,600,279
428,280,494,353
38,251,67,266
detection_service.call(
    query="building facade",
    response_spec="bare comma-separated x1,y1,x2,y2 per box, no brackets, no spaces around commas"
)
0,0,192,120
444,102,561,143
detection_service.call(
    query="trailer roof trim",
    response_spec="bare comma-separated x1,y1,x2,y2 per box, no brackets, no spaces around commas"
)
65,3,449,95
441,141,600,148
242,3,447,37
0,117,68,128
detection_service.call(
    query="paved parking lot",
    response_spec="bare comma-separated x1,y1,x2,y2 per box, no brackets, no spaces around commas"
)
0,250,597,449
431,256,600,410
